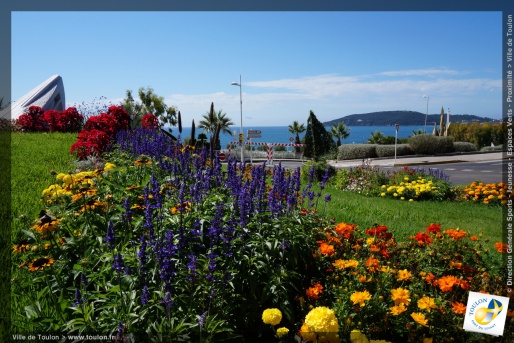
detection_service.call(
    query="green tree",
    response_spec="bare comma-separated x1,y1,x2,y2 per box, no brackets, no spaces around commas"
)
122,87,177,128
367,130,395,144
303,110,336,160
329,122,350,147
288,121,306,153
198,103,234,150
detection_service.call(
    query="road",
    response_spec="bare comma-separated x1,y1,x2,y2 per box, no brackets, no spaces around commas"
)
249,158,507,186
378,159,506,185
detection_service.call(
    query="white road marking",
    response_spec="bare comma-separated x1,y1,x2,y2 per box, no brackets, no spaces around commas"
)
461,169,474,172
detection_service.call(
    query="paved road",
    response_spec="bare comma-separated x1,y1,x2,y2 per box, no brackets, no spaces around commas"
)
378,159,506,185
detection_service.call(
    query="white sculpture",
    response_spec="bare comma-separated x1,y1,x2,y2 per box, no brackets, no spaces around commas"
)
0,75,65,120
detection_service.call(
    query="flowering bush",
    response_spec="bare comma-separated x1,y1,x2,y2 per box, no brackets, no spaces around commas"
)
17,106,46,131
16,106,84,132
300,221,512,342
71,106,131,160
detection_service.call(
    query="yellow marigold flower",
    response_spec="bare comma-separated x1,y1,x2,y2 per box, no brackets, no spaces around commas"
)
391,287,410,305
350,290,372,307
350,329,370,343
423,338,433,343
396,269,412,281
262,308,282,326
411,312,429,327
103,162,116,171
276,327,289,338
389,304,407,316
304,306,339,335
332,259,359,270
417,296,437,312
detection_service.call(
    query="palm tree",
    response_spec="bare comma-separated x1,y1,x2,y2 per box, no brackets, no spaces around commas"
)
330,122,350,147
198,106,234,150
288,121,306,153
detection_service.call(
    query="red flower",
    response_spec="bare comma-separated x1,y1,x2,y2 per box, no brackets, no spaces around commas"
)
414,232,432,245
425,223,441,234
142,113,160,129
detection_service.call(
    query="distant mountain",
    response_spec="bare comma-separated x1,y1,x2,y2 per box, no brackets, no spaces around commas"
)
323,110,499,126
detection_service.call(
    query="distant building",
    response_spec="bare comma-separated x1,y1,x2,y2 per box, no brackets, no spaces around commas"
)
0,75,65,120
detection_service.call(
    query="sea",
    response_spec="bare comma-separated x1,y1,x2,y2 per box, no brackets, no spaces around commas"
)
166,125,426,149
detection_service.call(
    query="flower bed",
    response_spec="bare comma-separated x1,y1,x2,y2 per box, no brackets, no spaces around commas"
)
12,128,512,342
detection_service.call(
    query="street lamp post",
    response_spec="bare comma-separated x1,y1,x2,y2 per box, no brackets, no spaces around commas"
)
231,75,243,162
423,95,429,134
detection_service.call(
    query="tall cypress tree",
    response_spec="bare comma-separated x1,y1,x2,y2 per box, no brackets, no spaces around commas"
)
303,110,336,160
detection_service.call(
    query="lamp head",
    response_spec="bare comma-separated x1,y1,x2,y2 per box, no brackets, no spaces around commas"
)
231,82,240,86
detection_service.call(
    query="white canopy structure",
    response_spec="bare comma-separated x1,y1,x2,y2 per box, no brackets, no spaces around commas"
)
1,75,65,120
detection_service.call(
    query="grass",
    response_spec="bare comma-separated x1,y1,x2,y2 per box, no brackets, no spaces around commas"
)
11,132,77,225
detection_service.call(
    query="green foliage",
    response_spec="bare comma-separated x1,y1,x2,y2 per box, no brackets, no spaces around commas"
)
329,122,350,147
303,111,336,160
367,130,396,144
123,87,177,128
288,121,306,153
337,144,377,160
452,142,477,152
408,134,454,155
448,122,505,149
375,144,413,158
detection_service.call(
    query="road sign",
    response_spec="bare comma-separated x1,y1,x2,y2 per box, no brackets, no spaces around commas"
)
238,133,244,142
219,152,226,161
247,129,262,138
289,136,295,142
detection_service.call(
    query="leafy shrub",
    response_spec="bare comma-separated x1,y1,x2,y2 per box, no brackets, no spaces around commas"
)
375,144,414,157
337,144,377,160
448,122,505,149
17,106,46,131
408,134,454,155
452,141,477,152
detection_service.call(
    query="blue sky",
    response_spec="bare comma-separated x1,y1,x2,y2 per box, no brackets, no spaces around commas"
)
11,11,501,126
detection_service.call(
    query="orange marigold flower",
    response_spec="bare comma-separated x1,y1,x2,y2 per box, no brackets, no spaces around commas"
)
358,274,372,283
369,244,381,253
334,222,356,239
437,275,459,292
470,236,478,241
494,242,508,253
445,229,467,240
452,301,467,314
306,283,323,300
459,280,471,290
318,242,335,256
365,257,380,273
